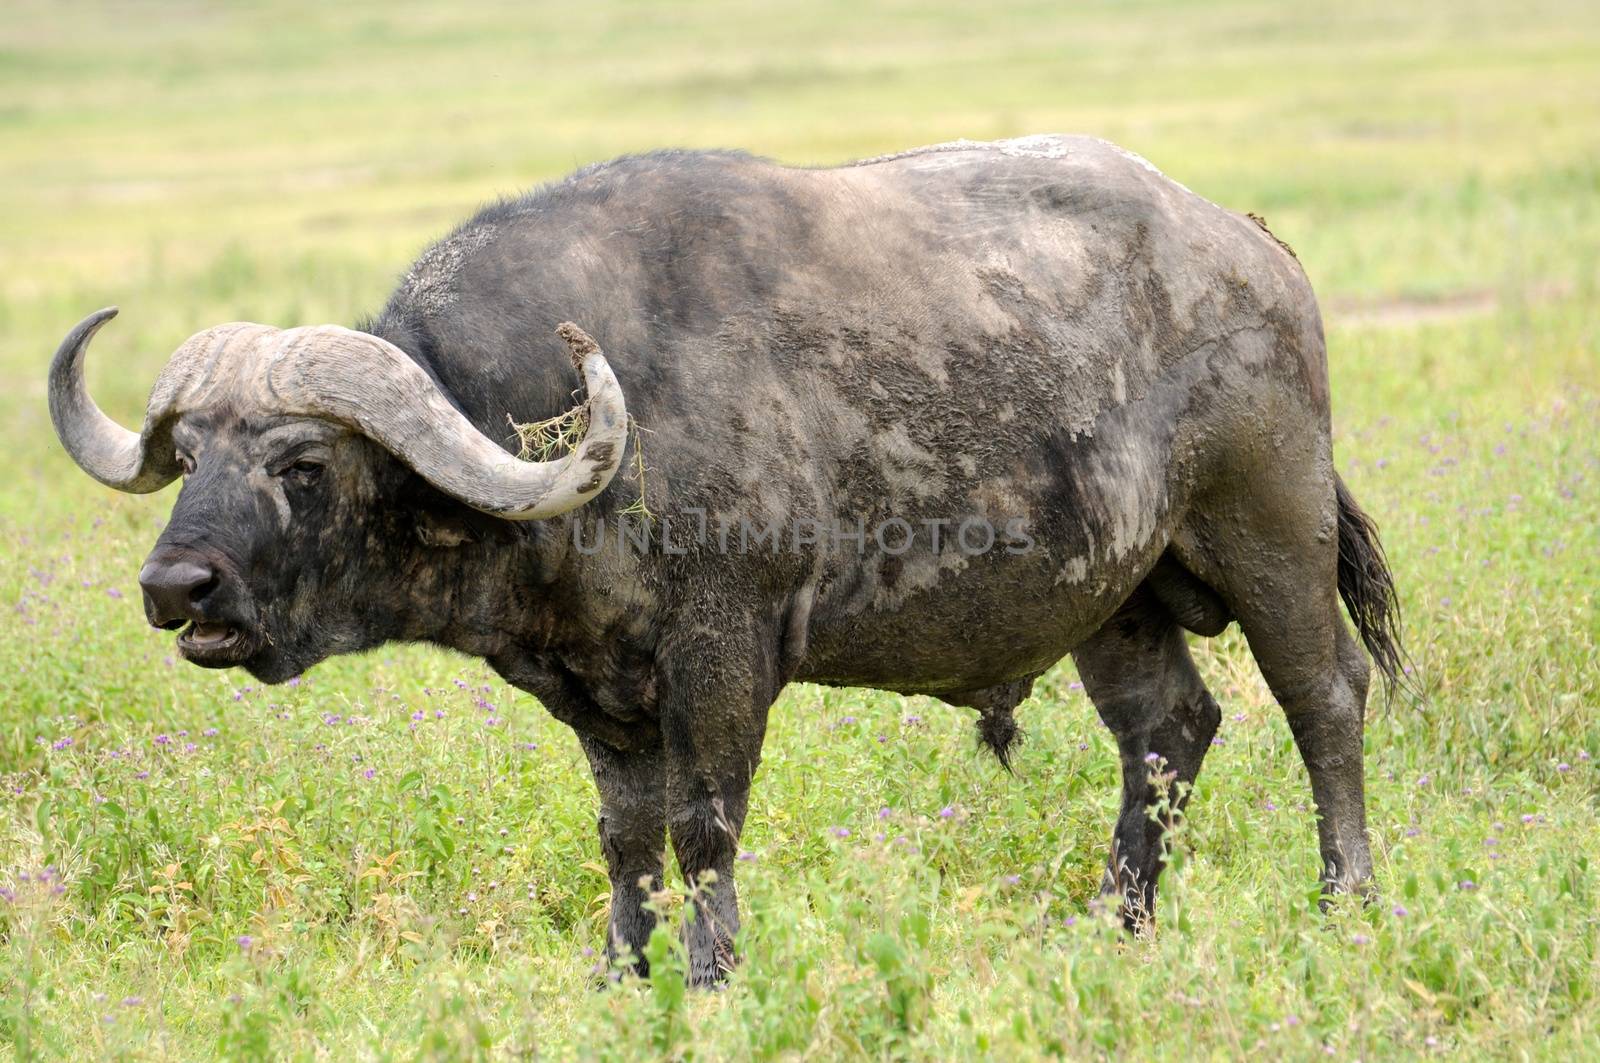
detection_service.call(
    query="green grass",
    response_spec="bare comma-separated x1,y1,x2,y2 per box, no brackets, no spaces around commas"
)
3,0,1599,1058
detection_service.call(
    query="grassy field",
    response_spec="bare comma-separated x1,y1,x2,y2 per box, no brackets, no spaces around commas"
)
3,0,1598,1058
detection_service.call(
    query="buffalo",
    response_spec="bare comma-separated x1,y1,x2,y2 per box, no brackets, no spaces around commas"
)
49,135,1402,984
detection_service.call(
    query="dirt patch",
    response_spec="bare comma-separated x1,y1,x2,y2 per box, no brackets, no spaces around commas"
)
1327,280,1575,328
1327,290,1500,328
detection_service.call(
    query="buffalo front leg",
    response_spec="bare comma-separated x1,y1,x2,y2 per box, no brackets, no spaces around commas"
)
579,734,667,977
658,617,780,986
1073,586,1222,932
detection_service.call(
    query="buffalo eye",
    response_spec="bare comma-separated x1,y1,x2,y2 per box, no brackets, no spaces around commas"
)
276,458,325,486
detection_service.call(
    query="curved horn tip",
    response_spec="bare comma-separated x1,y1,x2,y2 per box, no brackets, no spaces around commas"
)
48,303,181,495
555,322,601,367
65,306,120,345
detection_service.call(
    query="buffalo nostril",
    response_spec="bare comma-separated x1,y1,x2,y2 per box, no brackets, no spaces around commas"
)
138,558,220,628
190,574,219,605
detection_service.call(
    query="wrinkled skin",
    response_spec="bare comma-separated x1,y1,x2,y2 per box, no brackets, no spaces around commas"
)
121,136,1402,982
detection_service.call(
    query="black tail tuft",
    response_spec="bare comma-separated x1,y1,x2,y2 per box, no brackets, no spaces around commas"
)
1334,474,1410,697
976,711,1024,772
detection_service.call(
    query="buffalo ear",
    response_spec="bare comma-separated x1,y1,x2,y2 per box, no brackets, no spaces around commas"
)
414,509,478,548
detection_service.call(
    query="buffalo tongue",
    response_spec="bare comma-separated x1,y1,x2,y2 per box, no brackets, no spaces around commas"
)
188,622,234,645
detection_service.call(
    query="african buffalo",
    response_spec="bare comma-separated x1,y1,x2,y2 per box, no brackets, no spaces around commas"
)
49,135,1403,983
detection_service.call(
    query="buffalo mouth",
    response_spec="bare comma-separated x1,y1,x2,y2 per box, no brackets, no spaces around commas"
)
176,621,251,665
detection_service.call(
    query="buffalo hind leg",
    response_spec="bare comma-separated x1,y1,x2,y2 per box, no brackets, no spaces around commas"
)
1073,586,1222,931
579,734,667,978
1289,625,1376,897
1180,478,1377,898
1233,599,1375,897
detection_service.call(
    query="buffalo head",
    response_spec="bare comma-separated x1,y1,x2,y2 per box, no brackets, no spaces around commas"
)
47,308,627,681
